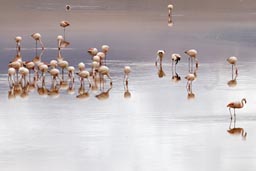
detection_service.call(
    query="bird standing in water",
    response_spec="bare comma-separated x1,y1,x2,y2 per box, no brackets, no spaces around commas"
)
227,98,247,120
60,21,70,40
185,49,198,73
31,33,44,50
227,56,238,79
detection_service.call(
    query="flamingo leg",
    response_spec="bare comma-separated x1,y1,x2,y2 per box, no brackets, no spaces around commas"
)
107,74,112,86
234,108,236,122
229,108,233,120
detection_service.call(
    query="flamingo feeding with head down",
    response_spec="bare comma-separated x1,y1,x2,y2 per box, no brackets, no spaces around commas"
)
185,49,198,72
227,56,238,79
155,50,165,67
171,53,181,73
227,98,247,120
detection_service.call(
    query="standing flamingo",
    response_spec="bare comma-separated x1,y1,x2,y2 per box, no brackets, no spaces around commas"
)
155,50,165,66
8,68,16,88
60,21,70,40
124,66,131,86
227,98,247,120
76,70,91,88
185,73,196,99
98,65,112,89
171,53,181,73
31,33,44,50
185,49,198,72
15,36,22,51
227,56,238,79
102,45,110,65
88,48,98,59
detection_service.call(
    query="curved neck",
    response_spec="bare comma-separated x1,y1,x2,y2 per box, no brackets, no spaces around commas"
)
241,99,246,107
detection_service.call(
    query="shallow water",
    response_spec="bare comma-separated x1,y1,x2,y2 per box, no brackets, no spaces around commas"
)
1,1,256,171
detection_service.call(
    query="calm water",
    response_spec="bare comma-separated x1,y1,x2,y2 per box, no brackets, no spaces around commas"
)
1,1,256,171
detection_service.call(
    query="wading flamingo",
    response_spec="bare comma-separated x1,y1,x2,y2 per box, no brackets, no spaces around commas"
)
227,56,238,79
227,98,247,120
102,45,110,65
98,65,112,89
31,33,44,50
171,53,181,73
185,49,198,72
155,50,165,66
124,66,131,86
60,21,70,40
15,36,22,51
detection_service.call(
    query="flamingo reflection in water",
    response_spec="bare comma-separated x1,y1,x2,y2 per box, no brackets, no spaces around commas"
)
227,117,247,140
95,86,112,100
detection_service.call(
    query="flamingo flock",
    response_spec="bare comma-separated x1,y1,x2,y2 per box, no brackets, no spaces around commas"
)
7,21,131,100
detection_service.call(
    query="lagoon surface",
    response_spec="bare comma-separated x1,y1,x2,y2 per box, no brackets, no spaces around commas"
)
1,0,256,171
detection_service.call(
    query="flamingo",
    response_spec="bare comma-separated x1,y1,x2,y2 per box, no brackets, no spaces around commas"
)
24,61,35,82
167,4,173,27
18,67,29,87
60,21,70,40
58,59,69,80
97,52,105,66
227,98,247,120
88,48,98,59
31,33,44,50
8,68,16,88
38,63,48,84
57,35,70,49
102,45,110,65
15,36,22,51
171,53,181,73
227,56,238,79
155,50,165,66
9,60,22,82
185,73,195,98
78,62,86,71
185,49,198,72
124,66,131,86
76,70,91,88
98,65,112,89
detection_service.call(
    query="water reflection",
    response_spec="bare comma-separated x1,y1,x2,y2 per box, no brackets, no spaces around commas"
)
76,84,90,99
95,86,112,100
227,118,247,140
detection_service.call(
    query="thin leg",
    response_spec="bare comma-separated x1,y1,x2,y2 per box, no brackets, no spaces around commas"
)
229,108,233,119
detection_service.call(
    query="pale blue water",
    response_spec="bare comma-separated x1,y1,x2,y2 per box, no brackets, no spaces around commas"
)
1,1,256,171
